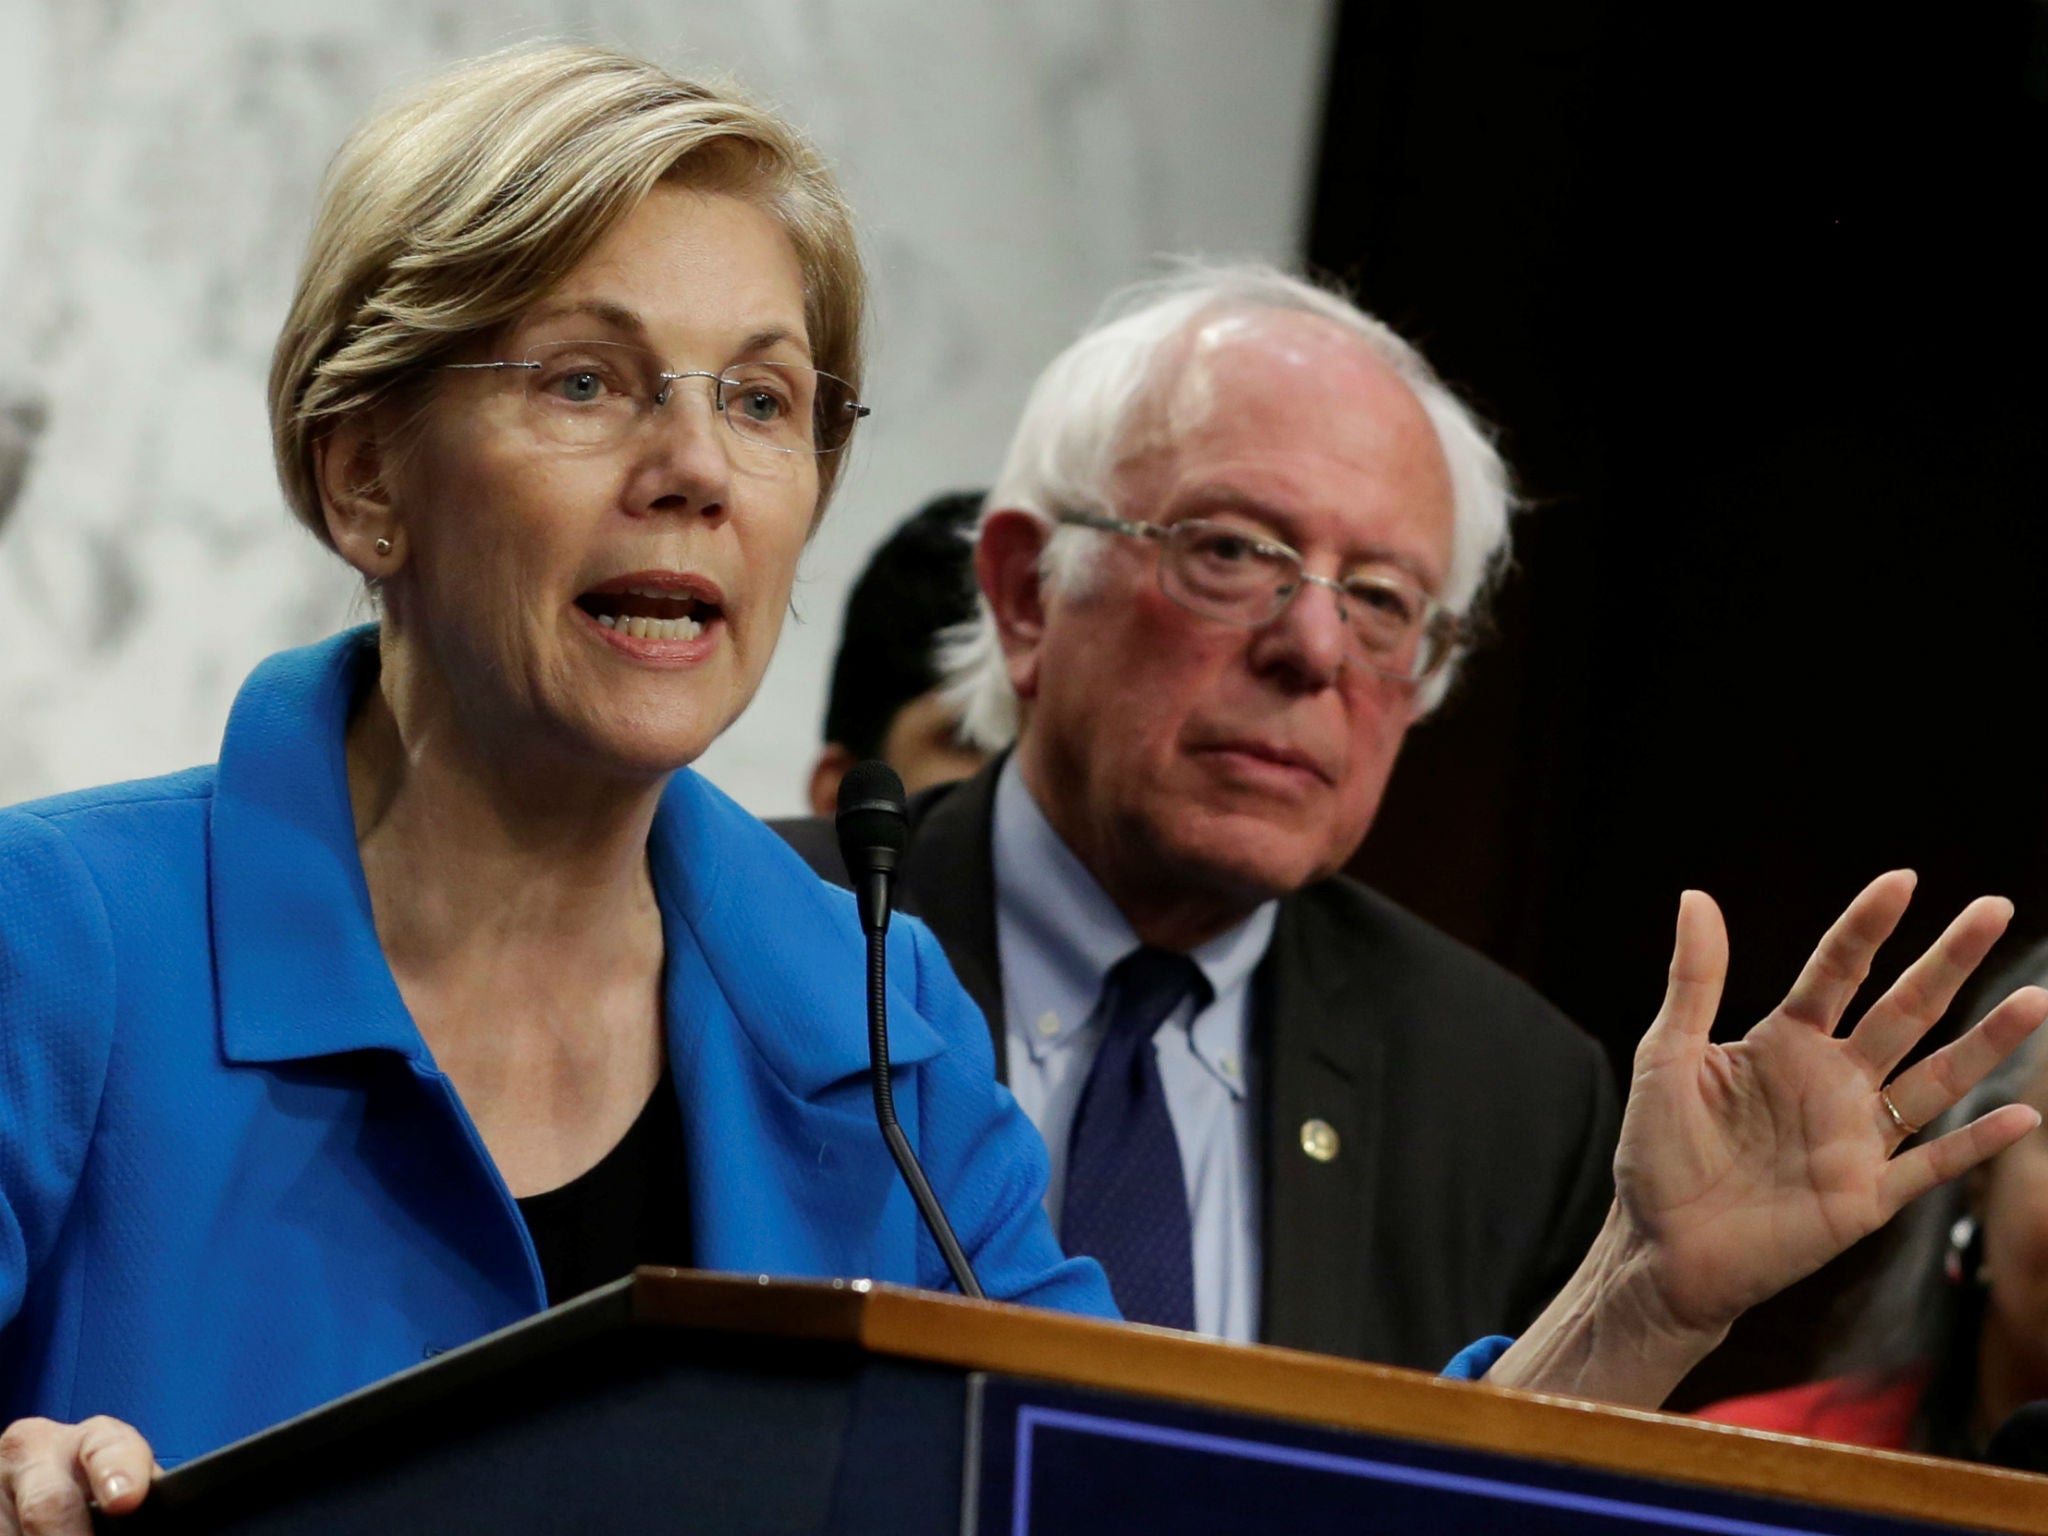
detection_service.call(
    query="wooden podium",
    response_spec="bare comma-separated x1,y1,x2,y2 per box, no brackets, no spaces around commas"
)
112,1269,2048,1534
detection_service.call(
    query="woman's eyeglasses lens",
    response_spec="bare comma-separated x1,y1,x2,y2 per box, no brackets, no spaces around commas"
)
469,340,863,455
1157,520,1451,682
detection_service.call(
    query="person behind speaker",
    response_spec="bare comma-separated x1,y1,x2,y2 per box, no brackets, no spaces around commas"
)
804,491,989,817
0,44,1112,1530
775,263,2048,1387
1701,936,2048,1455
909,263,2048,1419
777,265,1613,1363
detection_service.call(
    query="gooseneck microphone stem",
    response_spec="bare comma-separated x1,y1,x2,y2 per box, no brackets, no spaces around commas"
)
836,759,983,1301
865,927,984,1300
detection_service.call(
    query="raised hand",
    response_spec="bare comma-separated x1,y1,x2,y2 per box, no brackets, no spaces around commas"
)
1620,872,2046,1334
1489,872,2047,1407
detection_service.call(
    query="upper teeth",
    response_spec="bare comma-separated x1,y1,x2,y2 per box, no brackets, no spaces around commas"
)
624,585,693,600
598,613,705,641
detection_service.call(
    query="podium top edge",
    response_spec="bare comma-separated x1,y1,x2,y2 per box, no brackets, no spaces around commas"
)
627,1269,2048,1536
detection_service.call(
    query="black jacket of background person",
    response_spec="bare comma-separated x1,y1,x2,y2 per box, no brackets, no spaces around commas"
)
772,758,1620,1370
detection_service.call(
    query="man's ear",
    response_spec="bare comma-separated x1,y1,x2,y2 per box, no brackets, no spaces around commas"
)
808,743,856,819
975,509,1053,703
313,413,405,579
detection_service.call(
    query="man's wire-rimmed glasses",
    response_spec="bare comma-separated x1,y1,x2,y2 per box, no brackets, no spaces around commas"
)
443,339,869,456
1057,509,1463,683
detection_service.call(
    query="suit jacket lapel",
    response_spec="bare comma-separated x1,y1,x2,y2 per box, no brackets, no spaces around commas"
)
1256,888,1385,1359
898,757,1008,1071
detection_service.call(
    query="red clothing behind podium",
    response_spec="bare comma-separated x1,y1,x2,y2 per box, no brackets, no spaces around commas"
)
1697,1366,1930,1450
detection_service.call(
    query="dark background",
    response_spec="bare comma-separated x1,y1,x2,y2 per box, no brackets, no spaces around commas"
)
1310,0,2048,1405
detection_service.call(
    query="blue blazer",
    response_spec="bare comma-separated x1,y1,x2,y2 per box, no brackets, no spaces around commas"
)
0,630,1113,1462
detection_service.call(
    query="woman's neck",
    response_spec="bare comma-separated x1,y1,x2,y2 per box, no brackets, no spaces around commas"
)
345,644,672,1195
346,663,667,967
344,639,670,1017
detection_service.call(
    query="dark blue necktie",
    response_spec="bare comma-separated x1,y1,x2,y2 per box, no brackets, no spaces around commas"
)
1060,946,1212,1331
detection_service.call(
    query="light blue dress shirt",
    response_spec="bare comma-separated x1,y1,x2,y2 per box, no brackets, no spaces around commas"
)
992,757,1276,1342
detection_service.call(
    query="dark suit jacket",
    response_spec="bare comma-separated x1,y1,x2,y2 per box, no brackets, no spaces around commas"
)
774,759,1620,1370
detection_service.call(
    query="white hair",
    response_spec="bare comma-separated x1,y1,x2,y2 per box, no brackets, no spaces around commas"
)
937,261,1517,752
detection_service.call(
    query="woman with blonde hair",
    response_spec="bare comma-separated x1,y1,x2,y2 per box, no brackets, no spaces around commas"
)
0,42,1112,1522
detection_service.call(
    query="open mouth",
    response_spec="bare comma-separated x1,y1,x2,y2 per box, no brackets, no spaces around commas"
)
575,584,723,642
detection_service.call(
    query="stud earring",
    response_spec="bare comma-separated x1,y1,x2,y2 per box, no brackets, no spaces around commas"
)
374,537,393,557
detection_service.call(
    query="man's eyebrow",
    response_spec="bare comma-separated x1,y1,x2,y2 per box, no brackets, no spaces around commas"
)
1341,551,1438,591
1180,490,1443,589
1175,488,1299,538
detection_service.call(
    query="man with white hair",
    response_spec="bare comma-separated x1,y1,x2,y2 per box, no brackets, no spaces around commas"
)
780,264,1617,1368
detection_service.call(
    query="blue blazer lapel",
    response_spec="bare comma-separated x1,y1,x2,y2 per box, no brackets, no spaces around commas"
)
211,629,432,1068
650,771,944,1281
208,634,954,1285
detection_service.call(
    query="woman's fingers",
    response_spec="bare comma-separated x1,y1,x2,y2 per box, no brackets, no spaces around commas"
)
6,1465,89,1535
1845,896,2016,1080
1878,985,2048,1140
0,1416,156,1535
72,1417,154,1515
1882,1102,2043,1212
1777,871,1917,1030
1641,890,1729,1057
0,1421,89,1536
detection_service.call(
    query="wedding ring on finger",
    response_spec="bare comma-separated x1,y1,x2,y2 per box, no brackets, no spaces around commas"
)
1879,1083,1923,1141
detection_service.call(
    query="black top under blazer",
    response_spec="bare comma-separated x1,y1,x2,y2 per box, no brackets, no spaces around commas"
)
773,758,1620,1370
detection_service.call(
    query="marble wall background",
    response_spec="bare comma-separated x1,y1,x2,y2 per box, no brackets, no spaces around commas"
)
0,0,1332,817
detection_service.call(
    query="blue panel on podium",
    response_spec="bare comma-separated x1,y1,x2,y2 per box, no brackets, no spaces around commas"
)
967,1377,1991,1536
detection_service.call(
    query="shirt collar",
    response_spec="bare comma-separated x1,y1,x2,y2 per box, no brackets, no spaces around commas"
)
1184,898,1276,1095
992,756,1276,1076
993,756,1136,1059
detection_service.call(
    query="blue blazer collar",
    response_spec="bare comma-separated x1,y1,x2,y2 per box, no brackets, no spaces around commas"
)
212,629,423,1066
644,767,945,1097
210,628,943,1092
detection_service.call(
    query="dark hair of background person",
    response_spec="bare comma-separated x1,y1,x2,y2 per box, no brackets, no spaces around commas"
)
808,491,988,815
1308,0,2048,1407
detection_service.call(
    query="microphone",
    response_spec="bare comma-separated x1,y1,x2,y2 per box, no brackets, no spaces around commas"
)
835,762,984,1300
835,759,908,936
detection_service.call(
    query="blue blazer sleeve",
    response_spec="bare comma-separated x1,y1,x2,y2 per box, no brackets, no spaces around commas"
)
0,810,118,1330
1441,1336,1514,1380
901,917,1119,1319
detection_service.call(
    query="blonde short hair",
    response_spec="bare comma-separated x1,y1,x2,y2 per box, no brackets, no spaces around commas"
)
269,43,866,544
